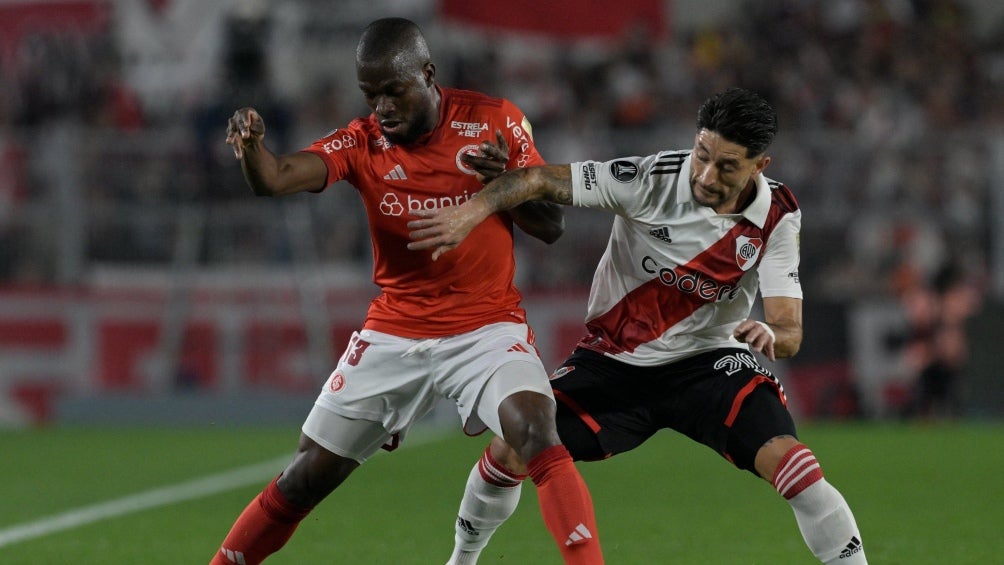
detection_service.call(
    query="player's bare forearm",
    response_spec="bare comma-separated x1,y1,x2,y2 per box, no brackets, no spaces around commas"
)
238,141,282,196
227,107,275,195
238,145,327,197
733,297,802,361
467,136,568,241
481,165,574,212
763,296,803,359
766,319,802,359
407,165,573,260
226,107,326,197
763,296,802,358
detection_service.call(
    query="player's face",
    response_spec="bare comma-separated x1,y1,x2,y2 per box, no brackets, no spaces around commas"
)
689,129,769,214
357,58,439,145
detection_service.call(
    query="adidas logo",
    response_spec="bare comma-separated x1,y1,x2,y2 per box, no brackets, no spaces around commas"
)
383,164,408,180
219,547,247,564
838,536,862,558
649,226,672,243
457,516,479,536
565,523,593,546
507,343,530,354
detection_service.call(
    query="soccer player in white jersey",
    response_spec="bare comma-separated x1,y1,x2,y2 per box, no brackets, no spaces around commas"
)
409,88,867,564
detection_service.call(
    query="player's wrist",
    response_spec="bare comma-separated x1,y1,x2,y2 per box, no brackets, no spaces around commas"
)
754,321,776,343
471,194,497,220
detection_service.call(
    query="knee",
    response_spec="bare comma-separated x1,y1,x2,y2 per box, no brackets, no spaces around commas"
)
489,435,528,475
506,418,560,463
498,392,561,461
765,440,829,502
754,435,802,481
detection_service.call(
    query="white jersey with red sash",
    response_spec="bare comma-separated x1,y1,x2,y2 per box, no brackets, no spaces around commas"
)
570,151,802,366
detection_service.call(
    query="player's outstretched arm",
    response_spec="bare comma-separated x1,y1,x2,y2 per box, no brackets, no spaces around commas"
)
225,107,328,197
761,296,803,359
407,164,572,260
461,130,565,244
509,200,565,244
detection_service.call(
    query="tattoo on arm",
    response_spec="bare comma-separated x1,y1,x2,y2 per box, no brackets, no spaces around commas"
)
482,165,573,212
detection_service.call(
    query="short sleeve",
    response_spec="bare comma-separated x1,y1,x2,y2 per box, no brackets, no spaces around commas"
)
499,100,547,170
300,123,367,188
758,210,803,299
570,155,658,218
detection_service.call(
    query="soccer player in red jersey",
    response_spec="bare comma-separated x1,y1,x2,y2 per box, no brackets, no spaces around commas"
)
211,17,603,565
410,88,867,564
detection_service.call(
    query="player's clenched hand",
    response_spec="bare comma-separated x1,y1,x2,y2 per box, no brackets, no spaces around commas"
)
407,199,493,261
734,319,776,362
225,108,266,160
461,129,509,183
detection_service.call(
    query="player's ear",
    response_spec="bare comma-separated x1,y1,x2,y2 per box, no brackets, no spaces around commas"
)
423,62,436,86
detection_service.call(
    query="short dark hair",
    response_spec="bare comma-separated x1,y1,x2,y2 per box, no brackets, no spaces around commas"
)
696,88,777,157
357,17,429,67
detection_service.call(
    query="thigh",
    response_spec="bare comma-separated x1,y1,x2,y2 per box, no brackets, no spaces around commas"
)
435,322,551,437
550,349,660,461
725,383,797,475
279,432,361,508
475,360,554,441
302,403,394,464
314,330,440,439
553,348,795,475
666,349,796,475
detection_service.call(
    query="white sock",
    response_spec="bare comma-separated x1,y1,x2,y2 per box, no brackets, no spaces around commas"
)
775,444,867,564
446,448,524,565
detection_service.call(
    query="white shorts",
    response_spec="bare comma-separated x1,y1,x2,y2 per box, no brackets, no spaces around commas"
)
302,322,553,463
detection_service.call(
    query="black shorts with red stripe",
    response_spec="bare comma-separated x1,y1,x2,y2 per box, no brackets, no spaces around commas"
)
550,347,797,475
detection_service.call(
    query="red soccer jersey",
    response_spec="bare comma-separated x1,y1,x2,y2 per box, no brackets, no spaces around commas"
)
302,86,546,338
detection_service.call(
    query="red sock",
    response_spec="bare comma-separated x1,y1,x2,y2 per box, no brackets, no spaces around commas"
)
527,445,603,564
210,476,313,565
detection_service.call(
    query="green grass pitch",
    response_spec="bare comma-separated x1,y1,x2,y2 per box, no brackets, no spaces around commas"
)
1,422,1001,564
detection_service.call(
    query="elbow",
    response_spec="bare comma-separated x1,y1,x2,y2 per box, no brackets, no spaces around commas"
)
776,333,802,359
512,201,565,244
539,218,565,244
536,198,566,244
778,342,801,359
541,232,563,245
249,182,279,197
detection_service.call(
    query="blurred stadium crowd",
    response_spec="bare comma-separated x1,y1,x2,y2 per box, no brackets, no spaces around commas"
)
0,0,1001,420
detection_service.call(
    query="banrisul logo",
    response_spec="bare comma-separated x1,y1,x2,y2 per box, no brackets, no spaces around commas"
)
379,193,405,216
379,189,478,216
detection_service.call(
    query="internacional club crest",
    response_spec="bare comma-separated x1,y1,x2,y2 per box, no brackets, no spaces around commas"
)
735,235,763,271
